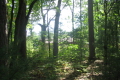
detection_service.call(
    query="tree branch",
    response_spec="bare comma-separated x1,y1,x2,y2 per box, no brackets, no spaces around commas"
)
8,0,14,43
26,0,38,24
107,2,115,14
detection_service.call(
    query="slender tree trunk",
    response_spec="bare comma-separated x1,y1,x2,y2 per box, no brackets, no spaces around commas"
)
38,1,47,53
8,0,14,44
41,7,46,44
72,0,74,42
80,0,82,27
88,0,95,61
39,3,46,44
53,0,62,58
79,0,83,58
47,12,51,57
103,0,108,65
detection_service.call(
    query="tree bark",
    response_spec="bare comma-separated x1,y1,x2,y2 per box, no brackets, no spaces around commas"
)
14,0,38,59
0,0,7,64
0,0,8,79
53,0,62,58
14,0,26,59
88,0,95,61
72,0,74,42
8,0,14,44
40,2,46,44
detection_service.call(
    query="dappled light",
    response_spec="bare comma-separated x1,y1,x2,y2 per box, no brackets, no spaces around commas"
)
0,0,120,80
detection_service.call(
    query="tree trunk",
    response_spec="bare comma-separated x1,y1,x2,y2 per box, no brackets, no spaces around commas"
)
72,0,74,42
103,0,108,65
47,13,51,57
38,23,47,53
88,0,95,61
41,3,46,44
8,0,14,44
0,0,8,79
0,0,7,64
0,0,7,51
37,1,47,53
14,0,26,59
14,0,38,59
53,0,62,58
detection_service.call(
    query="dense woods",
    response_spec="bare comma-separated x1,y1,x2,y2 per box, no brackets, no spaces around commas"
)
0,0,120,80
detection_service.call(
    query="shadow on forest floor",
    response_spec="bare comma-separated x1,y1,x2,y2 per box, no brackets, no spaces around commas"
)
60,60,104,80
28,59,104,80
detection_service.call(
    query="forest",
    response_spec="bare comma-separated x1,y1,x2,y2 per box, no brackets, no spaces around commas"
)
0,0,120,80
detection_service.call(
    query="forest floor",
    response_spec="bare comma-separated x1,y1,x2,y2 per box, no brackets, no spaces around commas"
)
28,59,104,80
58,60,104,80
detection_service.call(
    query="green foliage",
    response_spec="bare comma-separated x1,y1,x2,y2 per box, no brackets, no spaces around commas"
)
59,44,78,60
62,0,72,6
103,55,120,80
2,0,120,79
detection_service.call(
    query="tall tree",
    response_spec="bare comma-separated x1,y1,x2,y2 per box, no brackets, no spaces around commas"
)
14,0,27,59
103,0,108,65
38,1,48,52
0,0,7,53
88,0,95,61
47,11,51,57
0,0,7,64
8,0,14,44
0,0,8,79
38,0,55,53
39,0,46,45
53,0,62,58
14,0,38,59
72,0,74,42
